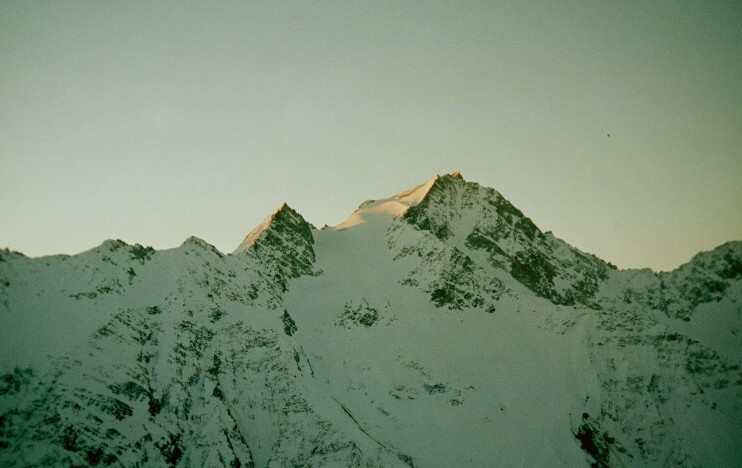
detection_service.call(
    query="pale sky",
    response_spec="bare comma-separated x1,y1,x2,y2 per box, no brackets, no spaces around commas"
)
1,1,740,271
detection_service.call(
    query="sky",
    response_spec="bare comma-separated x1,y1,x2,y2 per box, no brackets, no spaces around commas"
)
1,1,740,271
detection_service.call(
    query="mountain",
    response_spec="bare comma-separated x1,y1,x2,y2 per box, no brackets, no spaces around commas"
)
1,173,740,467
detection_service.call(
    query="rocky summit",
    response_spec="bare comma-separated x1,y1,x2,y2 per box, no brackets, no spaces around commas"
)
1,174,740,467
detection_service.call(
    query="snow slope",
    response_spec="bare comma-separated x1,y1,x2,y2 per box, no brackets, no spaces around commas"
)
1,173,740,467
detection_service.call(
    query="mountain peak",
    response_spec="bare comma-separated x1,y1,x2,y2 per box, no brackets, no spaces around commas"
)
232,202,307,254
180,236,223,256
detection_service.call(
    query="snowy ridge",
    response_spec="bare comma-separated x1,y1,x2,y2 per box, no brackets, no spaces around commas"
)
333,174,441,230
1,173,741,467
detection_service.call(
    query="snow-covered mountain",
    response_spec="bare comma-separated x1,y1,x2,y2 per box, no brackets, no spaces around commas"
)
1,173,740,467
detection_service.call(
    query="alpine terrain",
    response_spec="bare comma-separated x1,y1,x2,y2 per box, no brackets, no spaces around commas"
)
1,173,740,467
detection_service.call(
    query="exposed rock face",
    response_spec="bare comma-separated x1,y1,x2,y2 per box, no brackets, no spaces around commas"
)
610,241,742,320
1,174,740,467
403,174,612,306
233,203,318,281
